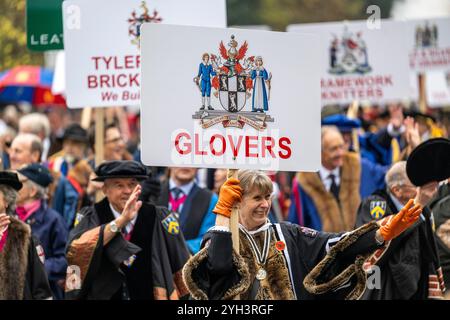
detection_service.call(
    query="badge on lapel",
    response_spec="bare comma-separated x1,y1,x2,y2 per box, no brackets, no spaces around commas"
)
370,200,387,219
162,212,180,235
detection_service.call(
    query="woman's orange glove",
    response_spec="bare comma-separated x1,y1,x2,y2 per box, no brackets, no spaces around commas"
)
379,199,422,242
213,178,243,218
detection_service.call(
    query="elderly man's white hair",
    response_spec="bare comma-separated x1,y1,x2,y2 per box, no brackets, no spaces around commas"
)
385,161,411,190
19,113,51,138
321,125,342,141
12,133,43,156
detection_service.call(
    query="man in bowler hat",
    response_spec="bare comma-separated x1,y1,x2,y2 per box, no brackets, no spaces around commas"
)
65,160,190,300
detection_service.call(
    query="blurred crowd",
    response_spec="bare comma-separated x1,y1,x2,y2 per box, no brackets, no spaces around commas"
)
0,101,449,300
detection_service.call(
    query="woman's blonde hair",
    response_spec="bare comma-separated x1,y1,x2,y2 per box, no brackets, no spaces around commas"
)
237,169,273,196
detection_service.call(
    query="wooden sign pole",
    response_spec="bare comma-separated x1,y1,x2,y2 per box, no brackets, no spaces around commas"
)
227,168,240,300
95,108,105,202
227,169,239,254
418,73,427,113
80,107,92,130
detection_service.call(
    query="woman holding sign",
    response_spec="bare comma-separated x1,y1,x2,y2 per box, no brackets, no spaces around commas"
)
183,169,422,300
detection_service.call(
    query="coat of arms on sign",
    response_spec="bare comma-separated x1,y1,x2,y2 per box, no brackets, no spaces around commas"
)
128,1,162,47
328,26,372,75
414,21,438,49
192,35,274,131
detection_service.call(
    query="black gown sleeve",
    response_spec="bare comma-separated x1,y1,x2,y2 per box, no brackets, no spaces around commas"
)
206,231,234,274
302,221,384,299
287,222,380,272
24,236,53,300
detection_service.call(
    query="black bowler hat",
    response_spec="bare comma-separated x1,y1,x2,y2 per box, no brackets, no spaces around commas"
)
62,124,89,144
92,160,149,182
0,171,23,191
406,138,450,187
18,164,54,188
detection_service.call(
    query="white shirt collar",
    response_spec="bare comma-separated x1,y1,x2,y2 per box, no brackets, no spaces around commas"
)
169,178,195,196
319,165,340,180
109,203,137,234
319,165,340,191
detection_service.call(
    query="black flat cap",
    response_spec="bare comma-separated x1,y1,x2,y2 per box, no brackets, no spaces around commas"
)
92,160,149,182
62,124,89,143
18,164,54,188
0,171,23,191
406,138,450,186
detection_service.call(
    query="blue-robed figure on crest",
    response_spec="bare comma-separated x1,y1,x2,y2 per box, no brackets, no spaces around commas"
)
251,56,270,112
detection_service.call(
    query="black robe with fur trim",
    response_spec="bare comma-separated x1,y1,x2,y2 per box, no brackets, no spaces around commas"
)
356,191,446,299
65,198,191,300
0,217,52,300
183,221,382,300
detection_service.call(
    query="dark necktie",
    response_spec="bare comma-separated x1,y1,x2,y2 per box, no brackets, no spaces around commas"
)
122,226,128,238
172,187,183,200
61,159,69,176
328,174,340,202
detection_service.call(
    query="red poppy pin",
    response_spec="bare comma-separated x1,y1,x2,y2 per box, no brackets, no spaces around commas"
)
275,241,285,251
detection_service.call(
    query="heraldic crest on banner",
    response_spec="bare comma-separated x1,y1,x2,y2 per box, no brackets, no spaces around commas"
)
328,26,372,75
192,35,274,131
414,21,438,49
128,1,162,47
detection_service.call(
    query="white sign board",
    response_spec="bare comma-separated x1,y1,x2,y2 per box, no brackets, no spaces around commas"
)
406,17,450,73
425,71,450,108
427,71,450,106
288,20,410,105
62,0,226,108
140,24,321,171
410,71,450,107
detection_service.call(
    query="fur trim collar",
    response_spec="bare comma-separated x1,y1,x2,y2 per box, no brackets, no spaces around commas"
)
239,229,296,300
182,247,251,300
303,221,379,300
298,152,361,232
0,217,31,299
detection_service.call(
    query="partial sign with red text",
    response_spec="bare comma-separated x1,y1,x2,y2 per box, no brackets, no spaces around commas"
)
62,0,226,108
406,17,450,73
288,20,410,105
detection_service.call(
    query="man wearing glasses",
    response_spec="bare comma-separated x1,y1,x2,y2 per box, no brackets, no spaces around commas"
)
355,160,443,299
65,160,190,300
88,123,132,169
102,123,132,162
355,161,418,226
